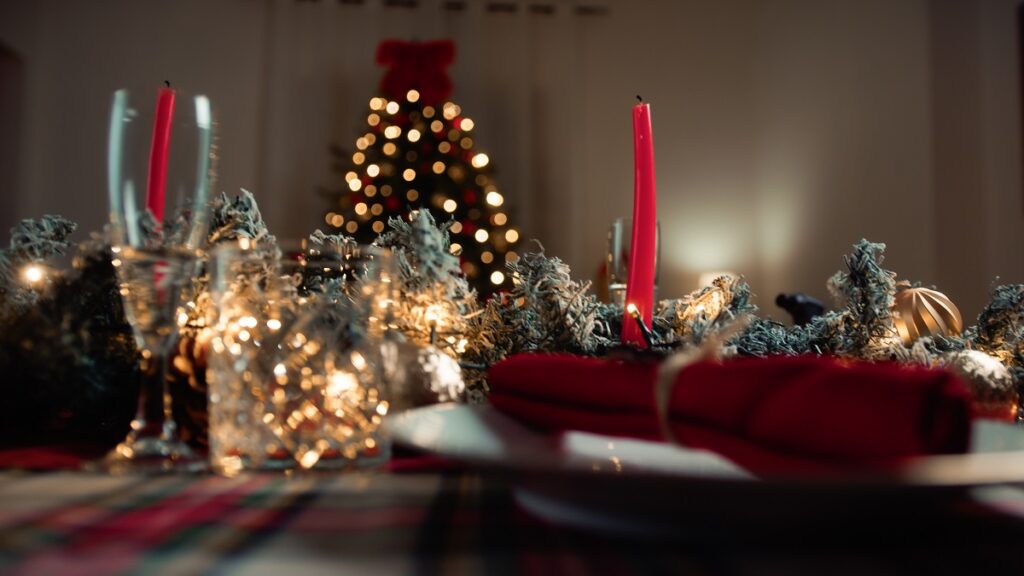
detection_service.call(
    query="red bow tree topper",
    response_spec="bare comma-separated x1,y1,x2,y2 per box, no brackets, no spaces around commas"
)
376,39,455,105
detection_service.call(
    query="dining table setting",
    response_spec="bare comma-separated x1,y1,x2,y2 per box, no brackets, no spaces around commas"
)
4,79,1024,576
6,351,1024,575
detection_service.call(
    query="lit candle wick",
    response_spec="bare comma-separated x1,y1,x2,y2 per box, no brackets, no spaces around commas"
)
626,303,655,348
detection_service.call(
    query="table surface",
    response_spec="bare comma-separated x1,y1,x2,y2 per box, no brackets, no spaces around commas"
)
4,466,1024,576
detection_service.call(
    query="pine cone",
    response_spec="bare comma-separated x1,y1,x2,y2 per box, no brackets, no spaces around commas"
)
170,330,211,447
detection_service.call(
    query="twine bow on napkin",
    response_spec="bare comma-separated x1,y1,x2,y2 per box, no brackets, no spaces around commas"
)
652,317,751,445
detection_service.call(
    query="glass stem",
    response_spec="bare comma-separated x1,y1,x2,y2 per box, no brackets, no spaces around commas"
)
130,347,175,440
129,348,158,436
160,350,179,441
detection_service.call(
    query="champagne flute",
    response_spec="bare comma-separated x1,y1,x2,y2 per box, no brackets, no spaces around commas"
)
95,86,213,472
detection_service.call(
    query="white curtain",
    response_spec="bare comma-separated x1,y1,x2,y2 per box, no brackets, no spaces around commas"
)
255,0,599,269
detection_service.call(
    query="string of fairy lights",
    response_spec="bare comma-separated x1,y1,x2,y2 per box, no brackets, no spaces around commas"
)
324,88,520,292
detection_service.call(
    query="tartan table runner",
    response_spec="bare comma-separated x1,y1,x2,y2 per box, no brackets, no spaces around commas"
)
0,470,716,576
4,469,1024,575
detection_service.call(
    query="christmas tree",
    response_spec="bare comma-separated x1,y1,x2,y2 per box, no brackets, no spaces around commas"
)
323,40,519,295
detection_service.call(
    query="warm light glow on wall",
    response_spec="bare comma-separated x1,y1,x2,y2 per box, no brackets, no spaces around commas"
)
659,177,775,300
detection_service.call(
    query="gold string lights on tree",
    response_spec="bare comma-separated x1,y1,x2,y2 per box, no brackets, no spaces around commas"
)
322,40,520,295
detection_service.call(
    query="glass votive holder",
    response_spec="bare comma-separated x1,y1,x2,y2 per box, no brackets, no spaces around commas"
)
265,311,395,470
206,239,397,475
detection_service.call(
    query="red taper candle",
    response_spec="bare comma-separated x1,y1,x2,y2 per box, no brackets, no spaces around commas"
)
621,97,657,347
145,82,175,223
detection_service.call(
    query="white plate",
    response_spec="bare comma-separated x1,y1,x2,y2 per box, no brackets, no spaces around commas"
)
388,404,1024,536
389,403,1024,484
388,403,752,479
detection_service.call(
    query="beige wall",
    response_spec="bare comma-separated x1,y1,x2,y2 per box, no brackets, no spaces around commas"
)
579,0,1021,321
0,0,267,238
0,0,1020,322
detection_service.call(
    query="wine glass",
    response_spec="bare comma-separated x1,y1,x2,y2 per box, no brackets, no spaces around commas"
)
95,86,213,472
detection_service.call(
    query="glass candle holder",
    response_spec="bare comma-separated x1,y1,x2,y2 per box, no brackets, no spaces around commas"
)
207,239,397,475
606,217,661,307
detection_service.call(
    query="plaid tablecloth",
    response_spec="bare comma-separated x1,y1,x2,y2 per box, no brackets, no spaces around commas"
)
0,468,715,576
4,466,1024,575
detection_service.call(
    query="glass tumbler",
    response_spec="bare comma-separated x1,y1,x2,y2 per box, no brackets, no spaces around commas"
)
207,239,398,475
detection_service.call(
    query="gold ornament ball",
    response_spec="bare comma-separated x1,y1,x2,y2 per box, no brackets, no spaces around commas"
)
892,285,963,346
940,350,1018,421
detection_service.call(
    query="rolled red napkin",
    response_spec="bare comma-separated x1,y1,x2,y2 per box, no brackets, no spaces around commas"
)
488,354,973,475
